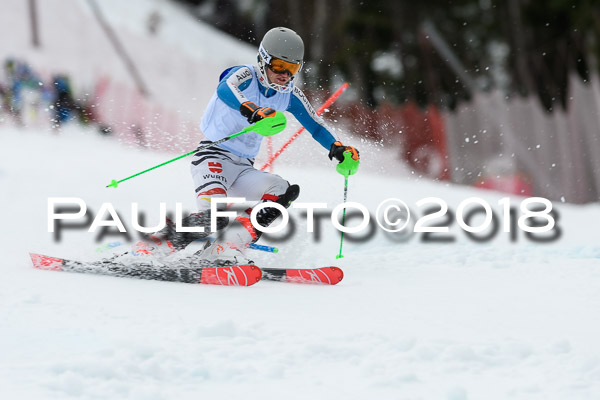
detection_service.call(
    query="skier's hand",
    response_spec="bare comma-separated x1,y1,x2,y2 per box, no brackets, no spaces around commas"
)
329,141,360,163
330,141,360,176
240,101,276,124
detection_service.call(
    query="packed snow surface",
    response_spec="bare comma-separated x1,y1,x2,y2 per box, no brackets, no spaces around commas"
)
1,126,600,400
1,0,600,398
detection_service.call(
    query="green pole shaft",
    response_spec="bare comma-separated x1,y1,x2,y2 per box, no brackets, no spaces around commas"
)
109,149,196,187
107,130,245,188
107,112,286,188
336,175,349,259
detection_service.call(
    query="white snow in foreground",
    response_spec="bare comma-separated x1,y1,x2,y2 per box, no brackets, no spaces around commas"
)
2,0,598,398
1,125,600,400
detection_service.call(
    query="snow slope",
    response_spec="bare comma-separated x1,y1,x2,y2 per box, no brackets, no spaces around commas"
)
0,0,257,126
1,125,600,400
1,0,600,398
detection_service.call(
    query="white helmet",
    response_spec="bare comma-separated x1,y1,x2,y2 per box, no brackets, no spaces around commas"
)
256,27,304,93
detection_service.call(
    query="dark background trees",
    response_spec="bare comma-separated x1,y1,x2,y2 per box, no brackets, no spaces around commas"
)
175,0,600,111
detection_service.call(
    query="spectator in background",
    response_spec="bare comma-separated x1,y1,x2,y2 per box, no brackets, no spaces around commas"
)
0,83,10,121
51,74,77,128
4,59,23,123
3,58,47,126
0,58,107,131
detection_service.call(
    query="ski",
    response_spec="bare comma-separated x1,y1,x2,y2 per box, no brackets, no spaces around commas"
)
29,253,262,286
261,267,344,285
30,253,344,286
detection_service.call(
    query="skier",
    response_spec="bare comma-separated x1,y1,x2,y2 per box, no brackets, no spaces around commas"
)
152,27,360,257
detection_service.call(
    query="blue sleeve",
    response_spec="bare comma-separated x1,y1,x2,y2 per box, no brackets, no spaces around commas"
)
287,88,337,151
216,66,253,110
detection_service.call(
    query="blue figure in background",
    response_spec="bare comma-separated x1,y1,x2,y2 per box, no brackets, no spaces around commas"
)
52,74,76,127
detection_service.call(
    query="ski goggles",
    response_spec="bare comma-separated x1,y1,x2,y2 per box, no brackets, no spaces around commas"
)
268,58,302,76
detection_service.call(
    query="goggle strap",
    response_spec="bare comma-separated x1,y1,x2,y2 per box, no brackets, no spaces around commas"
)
258,44,272,64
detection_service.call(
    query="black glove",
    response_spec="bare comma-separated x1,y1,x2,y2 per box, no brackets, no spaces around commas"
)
240,101,276,124
329,141,360,162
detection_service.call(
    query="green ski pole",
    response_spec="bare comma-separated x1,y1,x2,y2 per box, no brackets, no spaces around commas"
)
335,150,360,259
107,111,286,188
336,174,349,259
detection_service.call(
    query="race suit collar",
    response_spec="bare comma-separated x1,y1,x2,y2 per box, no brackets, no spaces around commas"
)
257,79,278,98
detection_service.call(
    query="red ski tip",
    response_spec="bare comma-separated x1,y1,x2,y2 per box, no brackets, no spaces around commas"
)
284,267,344,285
30,253,64,271
330,267,344,283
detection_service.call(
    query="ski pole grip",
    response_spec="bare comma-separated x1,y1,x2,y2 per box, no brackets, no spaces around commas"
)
336,150,360,177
